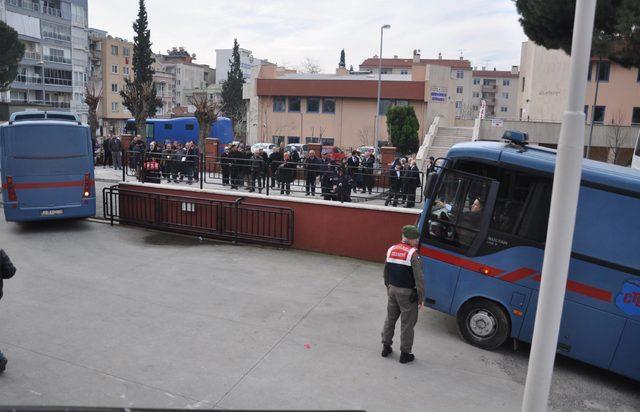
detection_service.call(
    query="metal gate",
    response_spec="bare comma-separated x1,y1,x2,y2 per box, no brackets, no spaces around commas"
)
103,186,294,247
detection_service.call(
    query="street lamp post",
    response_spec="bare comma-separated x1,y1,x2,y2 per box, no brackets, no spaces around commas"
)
374,24,391,151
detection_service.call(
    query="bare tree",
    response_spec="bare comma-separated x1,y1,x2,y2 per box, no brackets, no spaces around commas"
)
299,57,321,74
358,125,373,146
119,80,161,139
607,110,631,165
84,84,102,144
188,92,221,154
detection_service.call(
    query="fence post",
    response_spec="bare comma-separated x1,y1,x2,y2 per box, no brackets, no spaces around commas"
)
200,151,204,190
266,172,270,196
234,197,244,244
122,151,126,182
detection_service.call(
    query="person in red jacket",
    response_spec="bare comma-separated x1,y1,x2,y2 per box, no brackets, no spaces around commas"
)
0,249,16,373
380,226,425,364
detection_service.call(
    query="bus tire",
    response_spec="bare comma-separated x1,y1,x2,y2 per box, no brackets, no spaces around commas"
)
457,298,510,350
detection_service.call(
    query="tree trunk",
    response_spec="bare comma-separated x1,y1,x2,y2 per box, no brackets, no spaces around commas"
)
136,117,147,139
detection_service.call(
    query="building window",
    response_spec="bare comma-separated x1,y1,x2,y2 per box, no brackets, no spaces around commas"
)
307,97,320,113
41,21,71,42
288,97,301,112
501,107,508,113
123,47,130,57
273,96,286,112
306,137,320,144
396,100,409,107
111,65,118,74
596,61,610,82
521,77,525,92
587,62,593,81
381,68,391,74
123,67,130,75
584,105,589,119
111,83,117,92
185,124,195,130
287,136,300,144
44,68,72,86
502,92,509,99
111,45,118,55
400,70,408,75
473,78,480,85
272,135,285,145
176,80,181,86
592,106,605,124
455,101,463,109
456,86,463,94
632,107,640,125
321,138,335,146
456,70,464,79
503,79,510,86
111,102,119,112
472,92,480,98
322,98,336,114
472,105,479,111
379,99,393,115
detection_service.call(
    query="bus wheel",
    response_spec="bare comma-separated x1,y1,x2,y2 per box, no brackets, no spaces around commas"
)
457,299,510,350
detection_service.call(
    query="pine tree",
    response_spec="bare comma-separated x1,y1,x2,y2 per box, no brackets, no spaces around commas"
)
515,0,640,68
0,21,25,91
221,39,246,137
120,0,160,138
132,0,155,84
339,49,346,68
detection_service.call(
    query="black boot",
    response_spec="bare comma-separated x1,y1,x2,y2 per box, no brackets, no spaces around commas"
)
0,354,7,373
399,352,415,364
381,345,393,358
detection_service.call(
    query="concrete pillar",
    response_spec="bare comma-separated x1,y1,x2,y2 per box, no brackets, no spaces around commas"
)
205,138,220,172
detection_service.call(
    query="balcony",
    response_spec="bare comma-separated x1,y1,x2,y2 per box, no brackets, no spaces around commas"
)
482,84,497,92
11,99,71,109
483,98,496,106
7,0,40,12
43,55,72,65
15,75,42,85
23,51,42,61
43,5,62,18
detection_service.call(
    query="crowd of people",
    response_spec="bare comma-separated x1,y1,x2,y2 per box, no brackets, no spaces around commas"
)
95,136,428,207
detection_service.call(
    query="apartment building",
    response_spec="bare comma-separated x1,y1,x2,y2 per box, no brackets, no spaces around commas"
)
215,47,266,84
360,51,520,120
2,0,89,121
89,30,132,134
518,40,640,126
152,59,175,118
158,48,210,108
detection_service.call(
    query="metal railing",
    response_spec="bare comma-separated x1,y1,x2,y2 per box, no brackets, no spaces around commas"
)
14,75,42,84
103,186,294,247
23,51,42,60
7,0,40,12
43,54,72,64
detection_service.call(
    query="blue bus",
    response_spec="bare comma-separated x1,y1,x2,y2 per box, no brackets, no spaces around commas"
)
124,117,235,148
0,111,95,222
419,132,639,381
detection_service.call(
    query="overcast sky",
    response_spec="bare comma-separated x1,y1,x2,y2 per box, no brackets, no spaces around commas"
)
89,0,529,73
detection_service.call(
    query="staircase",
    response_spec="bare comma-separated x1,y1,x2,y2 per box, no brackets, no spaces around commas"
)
425,126,474,160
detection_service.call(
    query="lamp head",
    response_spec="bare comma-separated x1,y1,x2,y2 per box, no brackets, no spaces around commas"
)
382,24,391,30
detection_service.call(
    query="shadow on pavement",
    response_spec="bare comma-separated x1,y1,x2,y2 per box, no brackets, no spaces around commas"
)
11,219,94,235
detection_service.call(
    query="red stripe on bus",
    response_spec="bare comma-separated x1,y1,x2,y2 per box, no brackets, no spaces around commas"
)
420,246,504,277
500,268,538,283
532,275,611,302
1,180,92,190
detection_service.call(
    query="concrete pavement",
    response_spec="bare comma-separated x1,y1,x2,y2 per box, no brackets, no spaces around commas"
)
0,212,638,411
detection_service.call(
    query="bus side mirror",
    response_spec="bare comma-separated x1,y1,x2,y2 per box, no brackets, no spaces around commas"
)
424,172,437,198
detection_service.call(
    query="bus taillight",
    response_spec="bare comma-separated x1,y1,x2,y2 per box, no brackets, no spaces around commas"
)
82,173,91,198
6,176,17,202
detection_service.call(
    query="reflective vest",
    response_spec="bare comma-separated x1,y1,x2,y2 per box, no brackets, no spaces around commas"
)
386,242,417,289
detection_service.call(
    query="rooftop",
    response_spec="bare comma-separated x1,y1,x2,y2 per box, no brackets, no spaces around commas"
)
278,73,412,82
472,70,519,78
360,57,472,69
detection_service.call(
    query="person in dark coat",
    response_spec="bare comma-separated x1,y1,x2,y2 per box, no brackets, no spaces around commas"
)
249,151,265,193
334,167,353,203
145,141,162,184
385,163,404,207
102,136,113,167
362,151,375,195
109,135,123,170
346,150,360,192
220,147,231,186
161,143,174,183
278,152,297,195
289,147,301,163
0,248,17,373
129,135,147,181
404,159,421,208
304,150,322,196
229,145,245,189
185,141,198,184
321,155,337,200
268,148,283,189
259,149,269,188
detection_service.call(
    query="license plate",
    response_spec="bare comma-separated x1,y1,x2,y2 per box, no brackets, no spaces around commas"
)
41,209,64,217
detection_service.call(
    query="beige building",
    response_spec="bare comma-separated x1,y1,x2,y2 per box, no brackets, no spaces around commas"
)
157,48,210,108
518,40,640,126
89,31,133,134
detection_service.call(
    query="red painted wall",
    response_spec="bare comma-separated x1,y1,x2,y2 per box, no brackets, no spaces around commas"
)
119,184,421,262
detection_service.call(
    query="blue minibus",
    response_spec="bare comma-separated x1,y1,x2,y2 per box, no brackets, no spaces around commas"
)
124,117,235,148
0,111,95,222
419,132,639,381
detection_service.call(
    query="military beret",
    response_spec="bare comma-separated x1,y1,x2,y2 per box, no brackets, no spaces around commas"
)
402,225,420,239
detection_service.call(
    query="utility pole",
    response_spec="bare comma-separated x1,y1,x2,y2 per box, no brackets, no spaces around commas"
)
521,1,596,411
374,24,390,150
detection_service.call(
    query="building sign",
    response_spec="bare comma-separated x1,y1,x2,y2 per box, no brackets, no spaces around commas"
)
616,279,640,316
491,118,504,128
430,87,447,103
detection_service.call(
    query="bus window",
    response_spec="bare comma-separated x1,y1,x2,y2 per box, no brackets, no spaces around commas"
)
146,123,154,139
186,124,195,130
427,170,494,252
